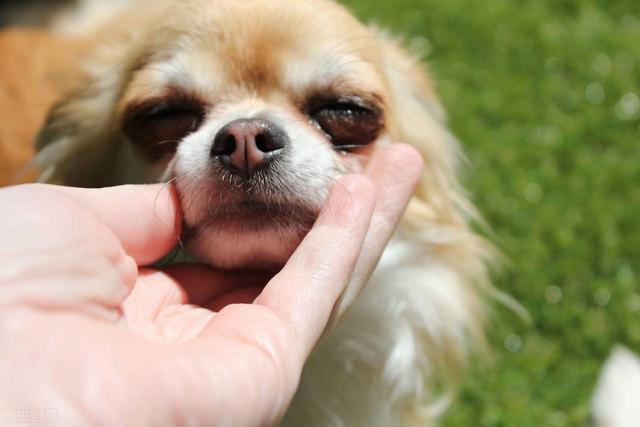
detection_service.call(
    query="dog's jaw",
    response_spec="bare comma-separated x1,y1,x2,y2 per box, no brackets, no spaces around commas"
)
184,217,312,269
180,181,322,269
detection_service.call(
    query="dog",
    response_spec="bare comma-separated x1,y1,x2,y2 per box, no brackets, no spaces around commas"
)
33,0,492,425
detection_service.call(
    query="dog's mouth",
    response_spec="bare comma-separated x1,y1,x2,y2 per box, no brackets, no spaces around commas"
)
182,194,320,241
202,198,318,229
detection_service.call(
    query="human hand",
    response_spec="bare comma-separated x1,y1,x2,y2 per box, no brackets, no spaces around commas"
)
0,144,422,426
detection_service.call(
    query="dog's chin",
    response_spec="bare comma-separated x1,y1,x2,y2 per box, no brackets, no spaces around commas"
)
184,200,319,270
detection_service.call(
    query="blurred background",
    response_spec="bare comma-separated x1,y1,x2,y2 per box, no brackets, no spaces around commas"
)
1,0,639,425
338,0,640,425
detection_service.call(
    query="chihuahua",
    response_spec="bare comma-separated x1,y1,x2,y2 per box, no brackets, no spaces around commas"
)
34,0,492,425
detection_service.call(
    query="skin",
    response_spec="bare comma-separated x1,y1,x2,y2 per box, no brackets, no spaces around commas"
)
0,145,422,427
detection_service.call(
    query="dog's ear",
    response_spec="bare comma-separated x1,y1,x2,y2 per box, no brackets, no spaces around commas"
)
34,43,135,187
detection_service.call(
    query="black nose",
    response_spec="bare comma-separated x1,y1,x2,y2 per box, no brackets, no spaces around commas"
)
211,118,288,175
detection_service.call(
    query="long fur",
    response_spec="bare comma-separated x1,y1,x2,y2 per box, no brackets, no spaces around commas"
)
33,1,493,425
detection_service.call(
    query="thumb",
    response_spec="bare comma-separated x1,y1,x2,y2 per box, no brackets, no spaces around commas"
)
0,183,180,320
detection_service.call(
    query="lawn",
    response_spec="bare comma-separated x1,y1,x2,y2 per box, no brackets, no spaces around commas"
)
340,0,640,425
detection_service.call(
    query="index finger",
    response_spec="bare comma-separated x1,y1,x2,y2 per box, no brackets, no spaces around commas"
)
253,174,376,359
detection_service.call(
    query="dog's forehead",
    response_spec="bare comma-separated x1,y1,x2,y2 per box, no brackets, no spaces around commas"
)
125,0,385,103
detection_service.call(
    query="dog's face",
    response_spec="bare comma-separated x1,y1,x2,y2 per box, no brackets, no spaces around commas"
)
37,0,455,271
116,0,390,268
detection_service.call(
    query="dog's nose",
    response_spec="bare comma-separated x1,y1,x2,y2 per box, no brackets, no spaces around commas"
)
211,118,287,175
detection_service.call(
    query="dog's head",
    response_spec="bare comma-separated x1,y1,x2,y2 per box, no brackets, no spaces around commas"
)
36,0,463,270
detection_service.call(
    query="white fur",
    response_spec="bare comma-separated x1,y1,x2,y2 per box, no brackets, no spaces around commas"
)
282,228,479,427
592,346,640,427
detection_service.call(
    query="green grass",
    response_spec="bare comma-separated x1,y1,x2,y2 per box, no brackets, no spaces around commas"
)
341,0,640,425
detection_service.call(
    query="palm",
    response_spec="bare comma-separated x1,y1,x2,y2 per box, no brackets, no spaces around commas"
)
5,266,297,426
122,267,263,344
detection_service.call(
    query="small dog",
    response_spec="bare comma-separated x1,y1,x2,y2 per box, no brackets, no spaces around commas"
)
34,0,492,425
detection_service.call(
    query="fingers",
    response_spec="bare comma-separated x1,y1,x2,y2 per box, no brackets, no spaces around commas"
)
0,184,146,318
329,143,423,325
253,174,376,359
169,147,420,426
49,183,181,265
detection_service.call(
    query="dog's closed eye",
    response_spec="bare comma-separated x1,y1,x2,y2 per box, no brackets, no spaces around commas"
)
122,96,206,160
307,96,383,151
